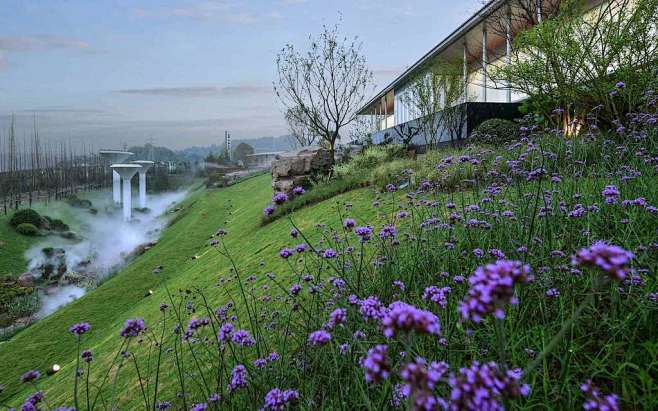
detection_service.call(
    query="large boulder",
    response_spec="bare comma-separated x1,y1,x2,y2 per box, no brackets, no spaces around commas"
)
271,146,332,192
17,272,36,287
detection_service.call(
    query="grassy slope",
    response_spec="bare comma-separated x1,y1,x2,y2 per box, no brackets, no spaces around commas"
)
0,215,40,278
0,174,380,406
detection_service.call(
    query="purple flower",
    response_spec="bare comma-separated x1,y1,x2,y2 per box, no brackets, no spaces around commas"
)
422,286,452,309
120,318,145,337
572,241,634,280
355,226,373,242
393,280,406,292
190,403,208,411
264,206,276,216
615,81,625,88
581,380,619,411
69,322,91,336
400,358,449,410
289,284,302,296
292,186,305,195
268,352,280,362
263,388,300,410
20,370,40,383
217,323,234,342
343,218,356,229
326,308,347,329
602,185,620,204
386,183,397,192
295,243,307,253
279,248,295,259
459,260,531,323
359,296,386,321
81,350,93,363
361,344,390,384
231,329,256,346
253,358,267,369
183,317,210,340
208,393,221,403
381,301,440,338
379,224,397,240
228,364,248,392
289,228,299,238
308,330,331,346
546,288,560,299
272,192,289,205
323,248,337,259
448,361,530,411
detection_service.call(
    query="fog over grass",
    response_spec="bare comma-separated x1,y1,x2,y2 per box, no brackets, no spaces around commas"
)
25,190,188,318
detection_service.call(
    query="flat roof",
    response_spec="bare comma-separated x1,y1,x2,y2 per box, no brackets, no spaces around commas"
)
357,0,505,115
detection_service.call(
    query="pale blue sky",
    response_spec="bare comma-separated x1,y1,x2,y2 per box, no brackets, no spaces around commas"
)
0,0,481,149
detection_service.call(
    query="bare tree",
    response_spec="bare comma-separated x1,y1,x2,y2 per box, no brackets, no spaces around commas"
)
393,122,421,148
274,24,373,162
404,62,467,148
285,107,318,147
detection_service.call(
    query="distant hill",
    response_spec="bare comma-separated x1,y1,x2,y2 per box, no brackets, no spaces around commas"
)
179,135,295,162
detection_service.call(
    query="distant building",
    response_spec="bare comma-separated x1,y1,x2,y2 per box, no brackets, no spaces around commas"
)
357,0,606,145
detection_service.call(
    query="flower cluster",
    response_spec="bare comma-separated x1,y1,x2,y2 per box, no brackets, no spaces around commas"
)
381,301,441,338
447,361,530,411
263,387,300,410
360,344,390,384
580,380,619,411
459,260,531,323
572,241,634,280
120,318,145,338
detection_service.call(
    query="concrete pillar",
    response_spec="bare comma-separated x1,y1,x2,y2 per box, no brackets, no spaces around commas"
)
482,23,488,103
112,171,121,204
463,43,468,103
138,172,147,209
122,177,132,222
506,5,512,103
536,0,542,23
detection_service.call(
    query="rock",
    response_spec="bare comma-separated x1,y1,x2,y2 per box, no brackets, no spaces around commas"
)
152,265,164,274
271,146,332,193
17,272,36,287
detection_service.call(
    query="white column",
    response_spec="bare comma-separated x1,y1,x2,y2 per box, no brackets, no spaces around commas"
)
122,177,132,222
112,170,121,204
506,5,512,103
138,171,147,209
463,43,468,103
536,0,542,23
482,23,488,103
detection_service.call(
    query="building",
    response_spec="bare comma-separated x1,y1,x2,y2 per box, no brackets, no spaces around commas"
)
357,0,605,146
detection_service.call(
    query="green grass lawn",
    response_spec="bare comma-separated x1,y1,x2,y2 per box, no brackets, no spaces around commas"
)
0,215,41,279
0,174,382,407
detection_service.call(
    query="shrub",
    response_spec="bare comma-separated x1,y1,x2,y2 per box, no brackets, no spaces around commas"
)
43,216,70,232
334,145,406,178
15,223,39,236
9,209,42,228
470,118,520,145
369,159,415,190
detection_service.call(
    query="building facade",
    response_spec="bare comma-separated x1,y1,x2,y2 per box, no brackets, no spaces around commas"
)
357,0,606,146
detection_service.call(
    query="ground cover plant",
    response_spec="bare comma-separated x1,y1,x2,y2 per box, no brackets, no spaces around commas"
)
2,90,657,410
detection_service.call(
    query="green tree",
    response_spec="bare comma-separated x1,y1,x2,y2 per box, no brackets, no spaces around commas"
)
233,143,255,164
492,0,658,131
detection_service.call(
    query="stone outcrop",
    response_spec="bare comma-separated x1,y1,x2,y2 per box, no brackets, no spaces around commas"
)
271,146,332,192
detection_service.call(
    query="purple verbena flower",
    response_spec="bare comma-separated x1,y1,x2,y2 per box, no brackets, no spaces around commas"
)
120,318,145,338
581,380,619,411
459,260,531,323
263,388,300,410
361,344,390,384
572,241,634,280
308,330,331,346
381,301,440,338
272,192,289,205
422,286,452,309
69,322,91,336
228,364,248,392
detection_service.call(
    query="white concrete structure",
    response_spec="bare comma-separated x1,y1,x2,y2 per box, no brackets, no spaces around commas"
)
111,164,141,222
99,150,133,204
131,160,155,209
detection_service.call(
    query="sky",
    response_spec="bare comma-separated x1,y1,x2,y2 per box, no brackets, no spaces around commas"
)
0,0,481,150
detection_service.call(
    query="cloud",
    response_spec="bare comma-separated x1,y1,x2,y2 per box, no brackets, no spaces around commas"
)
132,1,261,24
115,85,272,98
0,35,90,52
